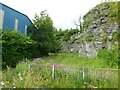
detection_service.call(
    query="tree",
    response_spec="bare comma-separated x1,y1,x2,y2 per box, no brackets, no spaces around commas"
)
30,10,60,55
75,15,84,33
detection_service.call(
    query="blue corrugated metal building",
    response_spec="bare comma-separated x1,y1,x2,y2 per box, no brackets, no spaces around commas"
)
0,2,32,35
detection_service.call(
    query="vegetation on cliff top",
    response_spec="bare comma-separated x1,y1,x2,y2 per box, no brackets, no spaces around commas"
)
83,2,119,29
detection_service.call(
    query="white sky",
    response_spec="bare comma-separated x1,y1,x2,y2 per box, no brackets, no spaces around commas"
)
0,0,118,29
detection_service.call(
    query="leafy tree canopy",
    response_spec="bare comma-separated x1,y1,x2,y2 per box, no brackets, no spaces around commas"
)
30,10,60,55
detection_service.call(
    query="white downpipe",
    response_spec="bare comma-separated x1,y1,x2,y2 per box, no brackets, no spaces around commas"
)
0,9,4,30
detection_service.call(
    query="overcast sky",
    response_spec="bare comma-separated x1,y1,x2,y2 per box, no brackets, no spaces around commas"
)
0,0,117,29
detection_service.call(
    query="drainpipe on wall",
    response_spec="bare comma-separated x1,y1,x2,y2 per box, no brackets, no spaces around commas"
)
14,18,19,32
25,25,27,35
0,9,4,30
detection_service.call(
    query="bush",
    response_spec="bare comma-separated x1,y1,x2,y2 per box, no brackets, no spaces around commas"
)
97,46,118,68
2,29,38,68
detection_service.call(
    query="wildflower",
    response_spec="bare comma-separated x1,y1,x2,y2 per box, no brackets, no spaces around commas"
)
13,86,16,88
18,73,21,76
0,81,4,85
20,77,23,80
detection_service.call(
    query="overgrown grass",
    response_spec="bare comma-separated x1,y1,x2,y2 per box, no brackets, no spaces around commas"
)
34,53,111,68
1,61,85,88
1,53,118,88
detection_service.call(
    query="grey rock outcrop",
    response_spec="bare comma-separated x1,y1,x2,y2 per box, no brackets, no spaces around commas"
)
61,2,119,58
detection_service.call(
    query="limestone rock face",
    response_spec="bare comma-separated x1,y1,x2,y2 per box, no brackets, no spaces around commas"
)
61,2,119,58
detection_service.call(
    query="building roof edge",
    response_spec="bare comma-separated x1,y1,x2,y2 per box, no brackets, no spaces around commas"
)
0,2,32,24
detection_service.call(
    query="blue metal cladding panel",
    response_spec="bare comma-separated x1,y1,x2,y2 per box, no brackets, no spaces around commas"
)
0,3,2,9
1,3,32,35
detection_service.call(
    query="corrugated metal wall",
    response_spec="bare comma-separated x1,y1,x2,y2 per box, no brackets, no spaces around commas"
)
0,3,32,35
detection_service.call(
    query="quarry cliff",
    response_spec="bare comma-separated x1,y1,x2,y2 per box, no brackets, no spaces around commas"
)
61,2,119,57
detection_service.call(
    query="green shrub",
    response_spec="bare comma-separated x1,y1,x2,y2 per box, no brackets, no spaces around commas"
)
56,29,78,42
97,46,118,68
2,29,38,68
